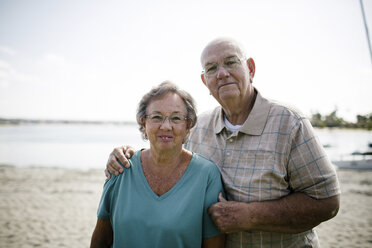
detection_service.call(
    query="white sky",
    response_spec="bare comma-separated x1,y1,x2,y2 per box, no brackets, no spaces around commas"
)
0,0,371,122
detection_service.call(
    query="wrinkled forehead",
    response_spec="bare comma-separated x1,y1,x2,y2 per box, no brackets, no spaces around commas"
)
201,41,244,66
147,93,187,113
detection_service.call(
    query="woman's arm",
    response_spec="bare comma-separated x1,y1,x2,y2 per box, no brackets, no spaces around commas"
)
202,234,226,248
90,218,113,248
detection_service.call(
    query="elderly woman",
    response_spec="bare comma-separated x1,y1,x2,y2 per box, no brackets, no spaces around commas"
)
90,82,225,248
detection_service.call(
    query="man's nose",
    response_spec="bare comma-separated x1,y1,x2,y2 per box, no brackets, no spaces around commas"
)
216,65,230,79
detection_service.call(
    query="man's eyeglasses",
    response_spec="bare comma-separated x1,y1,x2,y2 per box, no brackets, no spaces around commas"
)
145,113,188,125
202,56,246,77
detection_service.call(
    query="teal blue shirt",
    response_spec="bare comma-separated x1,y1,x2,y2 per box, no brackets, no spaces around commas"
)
97,151,224,248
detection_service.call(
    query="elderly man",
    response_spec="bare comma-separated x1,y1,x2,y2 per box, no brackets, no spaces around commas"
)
106,38,340,247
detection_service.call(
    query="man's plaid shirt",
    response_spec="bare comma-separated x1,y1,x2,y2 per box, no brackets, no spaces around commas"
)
185,89,340,248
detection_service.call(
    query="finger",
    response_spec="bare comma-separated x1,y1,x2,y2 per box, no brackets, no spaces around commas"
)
218,192,227,202
114,148,130,169
107,160,120,176
104,169,111,179
125,146,135,159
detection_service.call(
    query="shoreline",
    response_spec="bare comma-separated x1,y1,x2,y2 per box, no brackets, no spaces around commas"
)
0,167,371,248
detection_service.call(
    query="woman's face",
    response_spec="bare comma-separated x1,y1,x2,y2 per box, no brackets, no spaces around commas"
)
143,92,189,152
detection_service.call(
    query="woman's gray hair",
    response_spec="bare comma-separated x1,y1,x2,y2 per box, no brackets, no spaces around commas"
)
136,81,197,140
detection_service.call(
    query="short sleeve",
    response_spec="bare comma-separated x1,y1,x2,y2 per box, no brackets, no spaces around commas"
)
287,119,340,199
97,175,118,220
202,164,225,238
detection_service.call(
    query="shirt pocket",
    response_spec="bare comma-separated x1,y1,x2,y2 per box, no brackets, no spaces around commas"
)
222,150,290,202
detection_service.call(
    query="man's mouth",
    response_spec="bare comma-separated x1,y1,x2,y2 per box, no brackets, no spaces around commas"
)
218,82,235,90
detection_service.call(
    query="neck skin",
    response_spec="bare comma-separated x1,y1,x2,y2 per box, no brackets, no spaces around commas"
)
143,146,187,175
221,86,257,125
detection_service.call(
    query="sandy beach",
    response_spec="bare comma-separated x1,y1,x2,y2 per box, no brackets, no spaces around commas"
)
0,165,371,248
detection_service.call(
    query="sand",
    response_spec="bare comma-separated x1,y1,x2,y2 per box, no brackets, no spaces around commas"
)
0,166,371,248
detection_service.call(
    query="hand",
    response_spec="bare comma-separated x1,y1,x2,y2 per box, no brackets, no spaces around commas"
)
104,146,135,178
208,193,247,234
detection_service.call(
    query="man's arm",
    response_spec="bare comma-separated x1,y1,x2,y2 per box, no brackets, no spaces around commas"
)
208,192,340,234
105,146,135,178
90,218,113,248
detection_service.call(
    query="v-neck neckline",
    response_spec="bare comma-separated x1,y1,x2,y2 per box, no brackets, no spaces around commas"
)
136,150,194,200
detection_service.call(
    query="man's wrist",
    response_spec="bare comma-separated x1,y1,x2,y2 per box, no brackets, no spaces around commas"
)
230,201,255,232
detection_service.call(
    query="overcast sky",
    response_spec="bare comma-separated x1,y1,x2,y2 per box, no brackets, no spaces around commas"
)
0,0,371,122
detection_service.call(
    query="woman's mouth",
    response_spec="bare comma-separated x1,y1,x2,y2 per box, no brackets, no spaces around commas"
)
158,135,173,141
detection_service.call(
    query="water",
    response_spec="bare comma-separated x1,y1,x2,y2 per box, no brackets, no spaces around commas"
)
0,124,148,170
315,128,372,160
0,124,371,170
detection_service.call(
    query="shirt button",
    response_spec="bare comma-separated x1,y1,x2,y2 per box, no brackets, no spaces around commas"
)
226,152,231,156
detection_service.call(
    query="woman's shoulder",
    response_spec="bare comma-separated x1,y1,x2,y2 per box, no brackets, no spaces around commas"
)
127,150,141,167
107,150,142,182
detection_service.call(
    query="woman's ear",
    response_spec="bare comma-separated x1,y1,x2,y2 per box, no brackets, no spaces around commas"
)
183,119,193,144
186,119,192,129
140,117,146,127
140,117,148,139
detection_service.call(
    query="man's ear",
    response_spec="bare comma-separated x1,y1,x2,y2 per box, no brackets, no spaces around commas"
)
247,58,255,79
201,73,207,86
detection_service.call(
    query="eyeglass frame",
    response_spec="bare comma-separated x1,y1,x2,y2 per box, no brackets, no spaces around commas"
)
201,56,247,77
145,113,189,125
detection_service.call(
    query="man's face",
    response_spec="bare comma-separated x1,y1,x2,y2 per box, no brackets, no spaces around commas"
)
201,41,252,105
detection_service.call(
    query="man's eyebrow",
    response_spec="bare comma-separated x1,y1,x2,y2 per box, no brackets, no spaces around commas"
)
204,55,239,66
224,55,239,60
204,61,216,67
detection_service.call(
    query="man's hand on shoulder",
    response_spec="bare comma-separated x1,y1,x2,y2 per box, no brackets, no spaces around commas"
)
105,146,135,178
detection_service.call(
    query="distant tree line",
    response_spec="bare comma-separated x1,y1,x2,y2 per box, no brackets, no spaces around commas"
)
310,110,372,130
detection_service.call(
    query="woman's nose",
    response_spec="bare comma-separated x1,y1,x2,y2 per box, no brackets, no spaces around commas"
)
159,117,172,129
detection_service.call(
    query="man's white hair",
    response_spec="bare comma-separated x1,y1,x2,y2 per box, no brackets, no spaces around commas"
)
200,37,248,65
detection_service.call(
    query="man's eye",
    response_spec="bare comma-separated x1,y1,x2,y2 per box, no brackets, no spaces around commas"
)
206,65,217,72
225,60,238,67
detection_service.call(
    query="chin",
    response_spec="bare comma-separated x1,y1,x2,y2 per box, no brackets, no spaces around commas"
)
218,91,240,101
156,142,175,148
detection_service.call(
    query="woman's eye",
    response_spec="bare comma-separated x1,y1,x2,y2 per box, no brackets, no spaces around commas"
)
171,116,181,121
152,115,163,120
